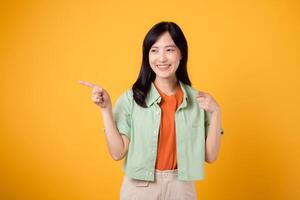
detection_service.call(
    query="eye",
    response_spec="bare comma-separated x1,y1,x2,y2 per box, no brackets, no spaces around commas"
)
150,49,157,53
167,48,175,52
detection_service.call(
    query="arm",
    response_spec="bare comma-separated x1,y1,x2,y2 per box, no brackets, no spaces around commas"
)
196,91,223,163
205,110,222,163
101,108,129,161
79,80,129,161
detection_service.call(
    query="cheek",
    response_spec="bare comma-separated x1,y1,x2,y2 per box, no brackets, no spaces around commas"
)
148,55,155,65
170,53,181,63
148,58,156,71
149,59,155,69
172,57,181,68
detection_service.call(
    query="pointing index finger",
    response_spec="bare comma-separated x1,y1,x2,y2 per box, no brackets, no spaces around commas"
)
78,80,96,88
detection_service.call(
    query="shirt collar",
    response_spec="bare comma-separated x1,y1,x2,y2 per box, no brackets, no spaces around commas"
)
145,80,189,108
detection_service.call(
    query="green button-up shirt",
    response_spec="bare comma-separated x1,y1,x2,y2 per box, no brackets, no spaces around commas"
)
113,81,223,181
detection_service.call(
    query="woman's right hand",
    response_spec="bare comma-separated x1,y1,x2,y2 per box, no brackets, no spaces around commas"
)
79,80,112,110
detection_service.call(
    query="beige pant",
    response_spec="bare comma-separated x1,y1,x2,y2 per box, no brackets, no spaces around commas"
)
120,169,197,200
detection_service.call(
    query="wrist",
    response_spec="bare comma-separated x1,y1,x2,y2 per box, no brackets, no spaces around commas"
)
100,107,112,115
212,108,221,116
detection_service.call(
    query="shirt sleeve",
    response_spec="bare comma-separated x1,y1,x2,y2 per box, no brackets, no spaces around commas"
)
113,90,132,141
204,110,224,139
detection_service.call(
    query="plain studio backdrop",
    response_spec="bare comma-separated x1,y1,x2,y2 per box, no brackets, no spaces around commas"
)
0,0,299,199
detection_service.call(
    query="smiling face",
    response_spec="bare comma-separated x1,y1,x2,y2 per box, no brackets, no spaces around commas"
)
149,31,182,81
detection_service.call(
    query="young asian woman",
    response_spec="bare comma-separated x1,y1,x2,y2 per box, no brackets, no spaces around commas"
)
79,21,224,200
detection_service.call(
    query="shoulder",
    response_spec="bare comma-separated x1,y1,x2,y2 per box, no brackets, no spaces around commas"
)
115,88,134,106
181,83,199,101
119,88,133,100
184,84,198,95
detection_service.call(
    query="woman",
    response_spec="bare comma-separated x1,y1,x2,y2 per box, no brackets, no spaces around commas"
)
79,21,224,200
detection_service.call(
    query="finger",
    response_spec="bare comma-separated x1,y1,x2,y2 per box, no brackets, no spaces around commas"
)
79,80,96,88
99,98,104,102
196,94,205,99
196,91,206,96
196,95,206,98
93,87,103,94
197,99,206,104
95,97,103,103
196,96,206,101
93,95,100,100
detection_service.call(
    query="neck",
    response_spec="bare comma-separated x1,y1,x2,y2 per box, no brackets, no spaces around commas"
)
154,76,179,95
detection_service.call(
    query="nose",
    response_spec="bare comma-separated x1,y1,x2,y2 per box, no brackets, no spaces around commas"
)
158,52,167,62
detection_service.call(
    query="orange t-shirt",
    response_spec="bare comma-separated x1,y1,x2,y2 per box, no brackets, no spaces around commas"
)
154,82,183,170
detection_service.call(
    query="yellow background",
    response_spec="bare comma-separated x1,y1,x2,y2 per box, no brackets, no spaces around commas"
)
1,0,300,199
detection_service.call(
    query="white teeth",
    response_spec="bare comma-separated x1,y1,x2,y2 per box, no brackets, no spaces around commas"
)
157,64,170,68
156,64,171,71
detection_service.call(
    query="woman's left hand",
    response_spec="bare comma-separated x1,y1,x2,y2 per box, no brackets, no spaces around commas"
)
196,91,221,114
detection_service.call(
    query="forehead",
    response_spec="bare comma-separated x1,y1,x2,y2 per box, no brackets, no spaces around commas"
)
151,32,176,48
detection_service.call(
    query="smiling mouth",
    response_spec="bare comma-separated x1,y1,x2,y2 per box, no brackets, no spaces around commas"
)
156,64,171,71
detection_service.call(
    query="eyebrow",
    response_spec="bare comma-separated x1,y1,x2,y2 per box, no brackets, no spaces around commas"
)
151,45,177,48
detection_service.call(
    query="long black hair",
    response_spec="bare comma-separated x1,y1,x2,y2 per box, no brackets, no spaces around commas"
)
132,21,191,108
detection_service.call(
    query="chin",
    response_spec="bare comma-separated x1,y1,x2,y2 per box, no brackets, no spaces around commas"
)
155,73,176,80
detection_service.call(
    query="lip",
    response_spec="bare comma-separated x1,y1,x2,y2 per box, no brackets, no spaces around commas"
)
156,64,171,71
